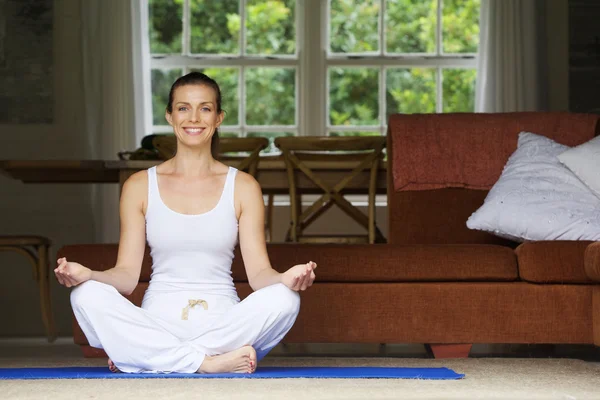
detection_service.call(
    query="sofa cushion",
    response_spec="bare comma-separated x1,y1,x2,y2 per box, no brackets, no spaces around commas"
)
59,243,518,285
466,132,600,242
231,244,518,282
515,241,595,283
558,135,600,199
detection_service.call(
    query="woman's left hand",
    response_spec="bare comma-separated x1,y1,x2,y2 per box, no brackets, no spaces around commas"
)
282,261,317,291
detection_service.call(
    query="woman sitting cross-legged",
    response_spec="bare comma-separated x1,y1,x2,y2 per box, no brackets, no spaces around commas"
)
54,71,317,374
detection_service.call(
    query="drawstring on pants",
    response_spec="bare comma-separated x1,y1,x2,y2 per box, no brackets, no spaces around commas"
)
181,299,208,320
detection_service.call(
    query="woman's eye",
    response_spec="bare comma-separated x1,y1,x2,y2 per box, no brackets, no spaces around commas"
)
178,107,188,111
202,107,211,112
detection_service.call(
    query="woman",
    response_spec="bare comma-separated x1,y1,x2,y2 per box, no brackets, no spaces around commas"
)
54,72,316,374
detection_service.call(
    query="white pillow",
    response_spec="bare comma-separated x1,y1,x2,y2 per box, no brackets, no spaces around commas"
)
557,135,600,199
466,132,600,242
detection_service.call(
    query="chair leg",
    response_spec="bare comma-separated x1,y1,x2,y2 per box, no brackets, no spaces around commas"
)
265,194,274,242
37,244,57,342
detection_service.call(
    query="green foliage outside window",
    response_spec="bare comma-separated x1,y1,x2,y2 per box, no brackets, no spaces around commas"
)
149,0,480,133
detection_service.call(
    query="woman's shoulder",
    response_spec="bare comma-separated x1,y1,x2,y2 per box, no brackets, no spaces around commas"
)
233,169,260,192
121,170,149,199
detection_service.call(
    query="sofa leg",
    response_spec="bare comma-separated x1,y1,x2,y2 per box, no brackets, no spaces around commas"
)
425,344,472,359
81,345,108,358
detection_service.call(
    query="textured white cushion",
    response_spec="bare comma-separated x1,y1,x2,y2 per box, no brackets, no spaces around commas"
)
466,132,600,242
557,135,600,199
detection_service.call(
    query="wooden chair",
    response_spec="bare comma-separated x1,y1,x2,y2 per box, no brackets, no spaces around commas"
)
274,136,387,244
0,235,56,342
218,137,275,241
218,137,269,177
151,135,275,241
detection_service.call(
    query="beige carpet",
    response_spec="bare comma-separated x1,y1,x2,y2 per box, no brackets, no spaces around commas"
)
1,356,599,400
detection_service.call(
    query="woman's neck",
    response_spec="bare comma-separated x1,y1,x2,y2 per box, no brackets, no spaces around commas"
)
168,146,216,178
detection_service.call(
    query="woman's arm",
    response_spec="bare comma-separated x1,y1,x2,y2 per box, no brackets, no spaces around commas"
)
236,172,316,292
54,171,148,295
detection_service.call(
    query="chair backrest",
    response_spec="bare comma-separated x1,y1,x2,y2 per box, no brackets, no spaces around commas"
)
386,112,600,245
152,135,177,160
151,135,269,177
218,137,269,176
274,136,387,243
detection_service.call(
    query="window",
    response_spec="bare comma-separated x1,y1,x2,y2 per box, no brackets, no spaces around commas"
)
146,0,479,151
326,0,480,137
148,0,299,153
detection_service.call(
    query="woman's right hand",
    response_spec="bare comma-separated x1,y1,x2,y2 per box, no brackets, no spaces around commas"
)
54,257,92,288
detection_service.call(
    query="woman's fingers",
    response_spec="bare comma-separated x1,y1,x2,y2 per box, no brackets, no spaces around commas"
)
56,271,72,287
54,260,67,275
54,271,65,286
290,275,299,290
64,274,79,287
298,267,310,290
55,266,78,287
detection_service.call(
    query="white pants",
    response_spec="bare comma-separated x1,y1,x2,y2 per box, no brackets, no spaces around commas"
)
70,281,300,373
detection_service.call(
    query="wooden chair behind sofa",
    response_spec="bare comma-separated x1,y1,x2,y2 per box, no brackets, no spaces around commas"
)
274,136,387,244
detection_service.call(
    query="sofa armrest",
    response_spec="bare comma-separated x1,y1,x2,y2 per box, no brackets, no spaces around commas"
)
585,242,600,281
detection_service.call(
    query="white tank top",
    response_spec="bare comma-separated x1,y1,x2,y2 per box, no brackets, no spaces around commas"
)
144,166,239,300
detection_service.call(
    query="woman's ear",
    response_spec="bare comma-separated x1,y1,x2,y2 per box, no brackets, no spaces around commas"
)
165,111,173,126
216,111,224,127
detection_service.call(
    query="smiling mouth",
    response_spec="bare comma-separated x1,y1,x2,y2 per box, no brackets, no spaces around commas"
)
183,127,205,136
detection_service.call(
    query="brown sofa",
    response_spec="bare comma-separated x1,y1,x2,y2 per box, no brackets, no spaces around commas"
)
59,112,600,359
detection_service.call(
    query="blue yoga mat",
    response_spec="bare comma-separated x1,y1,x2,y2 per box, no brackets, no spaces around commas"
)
0,366,464,380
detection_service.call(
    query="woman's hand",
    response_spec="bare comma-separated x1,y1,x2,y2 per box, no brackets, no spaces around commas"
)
54,257,92,288
282,261,317,291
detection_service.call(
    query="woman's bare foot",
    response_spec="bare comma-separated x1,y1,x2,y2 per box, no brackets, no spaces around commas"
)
197,345,257,374
108,358,120,373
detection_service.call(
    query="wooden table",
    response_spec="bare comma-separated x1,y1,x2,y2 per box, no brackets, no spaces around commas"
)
0,157,388,194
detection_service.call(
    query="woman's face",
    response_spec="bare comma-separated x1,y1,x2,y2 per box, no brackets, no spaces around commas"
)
165,84,224,149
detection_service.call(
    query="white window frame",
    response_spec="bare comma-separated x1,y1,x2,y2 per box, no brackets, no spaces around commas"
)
322,0,478,136
143,0,478,141
148,0,303,140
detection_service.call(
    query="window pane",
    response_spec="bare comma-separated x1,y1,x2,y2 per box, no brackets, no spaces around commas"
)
386,0,436,53
442,69,476,112
442,0,480,53
190,0,239,54
246,0,295,55
151,68,182,125
329,131,381,137
329,68,379,126
248,132,293,153
246,68,296,125
189,68,239,125
386,68,436,117
330,0,380,54
149,0,183,54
